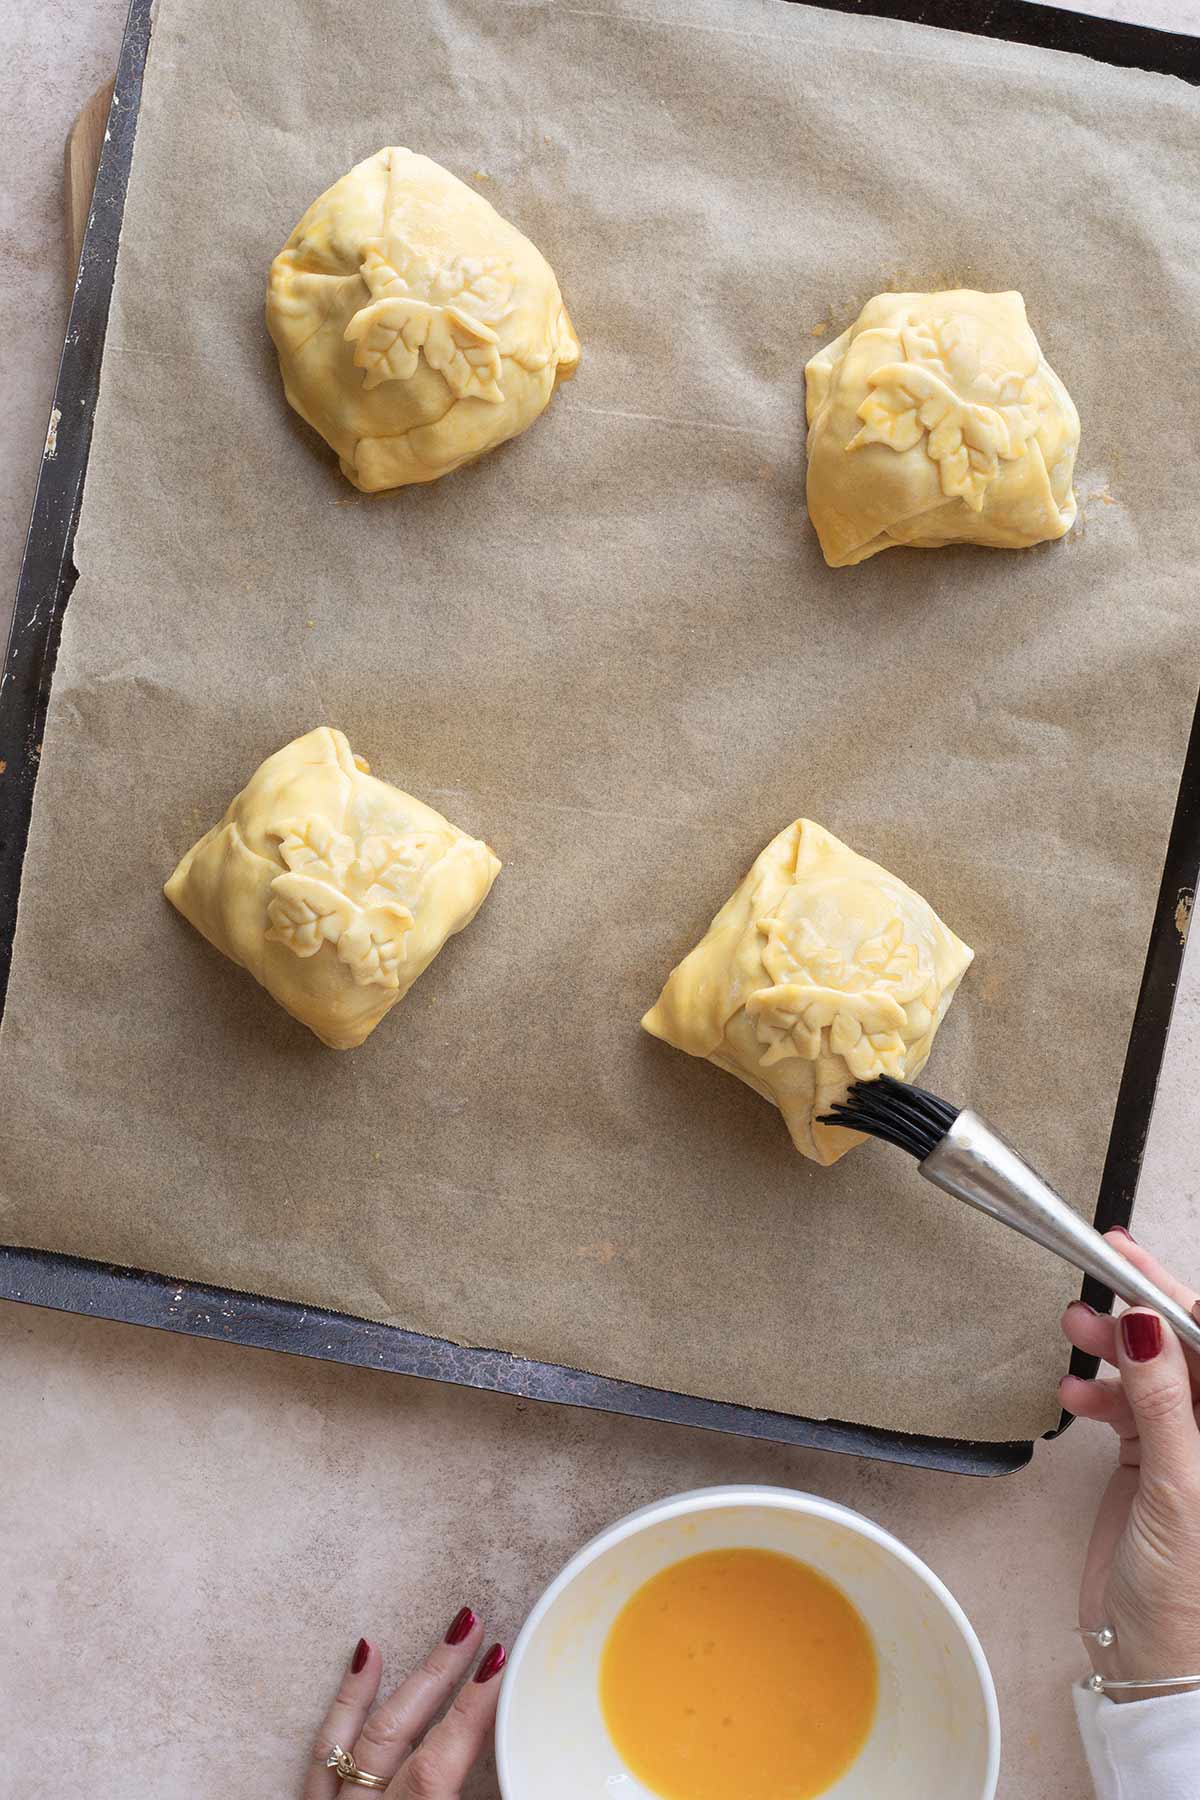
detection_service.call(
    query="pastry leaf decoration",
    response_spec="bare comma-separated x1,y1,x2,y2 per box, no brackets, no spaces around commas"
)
271,820,355,882
344,240,510,401
848,316,1042,511
851,364,1010,510
345,298,503,400
266,873,414,989
264,819,437,990
747,915,938,1081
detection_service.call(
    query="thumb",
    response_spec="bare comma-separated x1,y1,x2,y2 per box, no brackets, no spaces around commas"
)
1117,1309,1200,1487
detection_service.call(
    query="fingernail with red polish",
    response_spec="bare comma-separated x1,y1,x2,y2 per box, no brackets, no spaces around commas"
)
475,1643,506,1684
1121,1313,1162,1363
445,1607,477,1646
351,1638,370,1674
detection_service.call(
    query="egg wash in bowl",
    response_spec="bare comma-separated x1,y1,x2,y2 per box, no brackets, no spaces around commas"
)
496,1486,1001,1800
600,1546,877,1799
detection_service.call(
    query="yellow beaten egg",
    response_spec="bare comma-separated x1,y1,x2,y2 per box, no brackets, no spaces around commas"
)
599,1547,877,1800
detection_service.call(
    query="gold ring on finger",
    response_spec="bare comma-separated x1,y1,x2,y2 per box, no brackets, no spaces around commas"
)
326,1745,390,1790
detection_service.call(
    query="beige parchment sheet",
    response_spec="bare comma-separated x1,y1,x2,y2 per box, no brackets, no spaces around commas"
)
1,0,1198,1442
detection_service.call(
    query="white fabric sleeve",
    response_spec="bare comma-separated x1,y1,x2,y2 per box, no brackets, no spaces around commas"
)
1075,1678,1200,1797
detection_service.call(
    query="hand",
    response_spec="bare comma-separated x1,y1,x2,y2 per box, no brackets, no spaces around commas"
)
1061,1230,1200,1699
303,1610,504,1797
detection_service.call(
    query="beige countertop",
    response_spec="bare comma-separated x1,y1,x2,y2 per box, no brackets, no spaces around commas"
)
2,2,1197,1795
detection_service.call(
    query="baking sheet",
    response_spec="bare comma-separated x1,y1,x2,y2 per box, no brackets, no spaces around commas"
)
1,0,1198,1442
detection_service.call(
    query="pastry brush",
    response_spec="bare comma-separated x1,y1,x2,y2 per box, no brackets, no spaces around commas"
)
820,1073,1200,1355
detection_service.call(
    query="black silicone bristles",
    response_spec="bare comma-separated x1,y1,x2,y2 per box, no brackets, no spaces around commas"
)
819,1072,960,1162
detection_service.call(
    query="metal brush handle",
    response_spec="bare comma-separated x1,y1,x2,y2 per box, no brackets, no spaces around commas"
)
922,1110,1200,1357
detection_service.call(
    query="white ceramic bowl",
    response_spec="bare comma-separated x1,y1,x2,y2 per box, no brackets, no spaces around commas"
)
497,1485,1000,1800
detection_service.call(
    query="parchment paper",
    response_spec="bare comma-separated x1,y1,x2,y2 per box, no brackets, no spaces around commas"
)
2,0,1198,1441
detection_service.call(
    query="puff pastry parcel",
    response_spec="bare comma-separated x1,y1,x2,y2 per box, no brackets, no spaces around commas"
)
805,290,1079,567
642,820,972,1165
165,728,500,1049
267,147,580,492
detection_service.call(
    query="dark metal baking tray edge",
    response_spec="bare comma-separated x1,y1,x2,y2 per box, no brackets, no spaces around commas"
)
828,0,1200,79
1,0,1197,1476
0,1244,1029,1474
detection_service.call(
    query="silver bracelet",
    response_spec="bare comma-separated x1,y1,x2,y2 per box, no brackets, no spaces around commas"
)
1085,1672,1200,1694
1079,1624,1200,1694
